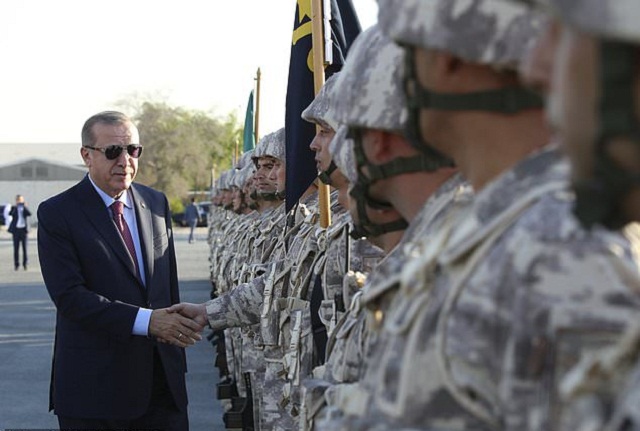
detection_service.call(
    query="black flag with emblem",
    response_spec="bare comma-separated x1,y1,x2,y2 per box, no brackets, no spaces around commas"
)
284,0,361,212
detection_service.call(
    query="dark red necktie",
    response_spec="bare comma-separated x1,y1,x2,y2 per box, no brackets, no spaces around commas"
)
111,200,140,275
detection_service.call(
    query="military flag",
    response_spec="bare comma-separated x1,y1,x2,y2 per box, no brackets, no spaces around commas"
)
284,0,362,211
243,90,256,153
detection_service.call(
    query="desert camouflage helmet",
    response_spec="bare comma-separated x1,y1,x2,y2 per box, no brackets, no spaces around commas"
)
252,127,286,162
301,74,340,131
331,25,407,133
328,125,358,184
377,0,545,70
531,0,640,229
217,170,233,191
230,162,254,189
236,149,255,170
549,0,640,43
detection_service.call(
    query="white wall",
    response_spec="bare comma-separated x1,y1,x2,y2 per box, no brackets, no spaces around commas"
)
0,180,81,226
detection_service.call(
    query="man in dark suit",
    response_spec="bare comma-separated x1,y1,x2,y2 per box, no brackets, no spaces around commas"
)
38,111,204,430
8,194,31,270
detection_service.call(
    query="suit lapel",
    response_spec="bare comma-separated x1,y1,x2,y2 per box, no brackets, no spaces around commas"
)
131,185,154,290
74,177,143,291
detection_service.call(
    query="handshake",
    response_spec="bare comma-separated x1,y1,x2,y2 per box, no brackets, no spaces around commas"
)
148,302,209,348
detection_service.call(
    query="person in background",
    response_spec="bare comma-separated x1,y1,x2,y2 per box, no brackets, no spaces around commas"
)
9,194,31,271
185,197,201,244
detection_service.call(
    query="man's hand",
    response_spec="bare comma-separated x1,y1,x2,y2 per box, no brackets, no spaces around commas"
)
149,308,204,348
167,302,208,328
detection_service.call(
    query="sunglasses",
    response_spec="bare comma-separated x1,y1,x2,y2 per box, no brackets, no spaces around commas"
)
83,144,143,160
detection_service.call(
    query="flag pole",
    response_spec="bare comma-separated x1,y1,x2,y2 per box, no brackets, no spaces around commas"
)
234,138,239,165
255,68,261,143
311,0,331,228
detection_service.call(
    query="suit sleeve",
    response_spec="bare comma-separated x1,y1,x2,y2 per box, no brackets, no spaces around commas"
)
37,200,139,340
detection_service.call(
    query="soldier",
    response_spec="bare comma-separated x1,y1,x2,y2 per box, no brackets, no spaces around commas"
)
172,127,306,430
239,129,289,430
205,130,289,430
513,1,640,429
311,0,640,430
173,75,381,430
214,153,259,411
297,24,472,431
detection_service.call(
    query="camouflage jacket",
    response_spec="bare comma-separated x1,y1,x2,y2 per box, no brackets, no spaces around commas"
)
325,174,472,386
560,315,640,431
309,174,473,431
326,146,640,431
204,199,314,331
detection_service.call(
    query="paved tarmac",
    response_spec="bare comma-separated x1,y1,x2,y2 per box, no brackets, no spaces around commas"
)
0,226,225,430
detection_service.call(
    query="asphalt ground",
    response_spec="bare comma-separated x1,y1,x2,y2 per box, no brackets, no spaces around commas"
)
0,226,225,430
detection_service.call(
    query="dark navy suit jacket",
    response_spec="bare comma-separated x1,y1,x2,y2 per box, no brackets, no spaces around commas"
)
37,175,187,419
8,204,31,233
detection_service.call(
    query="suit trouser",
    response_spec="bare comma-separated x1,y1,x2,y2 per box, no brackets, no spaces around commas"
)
57,348,189,431
12,228,27,268
188,221,197,242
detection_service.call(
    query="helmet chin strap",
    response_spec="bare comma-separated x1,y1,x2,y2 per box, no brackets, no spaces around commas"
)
348,132,408,238
402,46,543,158
274,189,286,201
260,191,280,201
573,40,640,230
318,161,337,185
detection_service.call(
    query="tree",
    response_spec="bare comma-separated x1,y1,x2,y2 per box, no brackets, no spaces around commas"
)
129,101,240,205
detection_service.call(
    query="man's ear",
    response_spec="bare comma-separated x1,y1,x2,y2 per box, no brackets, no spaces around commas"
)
81,148,91,167
362,129,387,164
363,130,412,164
430,50,464,89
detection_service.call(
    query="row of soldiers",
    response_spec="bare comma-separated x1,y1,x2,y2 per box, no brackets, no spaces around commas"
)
196,0,640,429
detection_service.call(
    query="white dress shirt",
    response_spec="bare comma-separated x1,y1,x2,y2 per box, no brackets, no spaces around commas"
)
88,175,152,337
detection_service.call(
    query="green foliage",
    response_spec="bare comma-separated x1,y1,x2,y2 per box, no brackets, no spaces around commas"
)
125,101,241,203
169,197,185,215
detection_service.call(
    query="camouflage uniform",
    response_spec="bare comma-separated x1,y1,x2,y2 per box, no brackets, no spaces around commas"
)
207,129,288,430
225,155,261,401
313,2,640,430
260,193,321,431
300,25,474,431
259,76,383,430
204,192,319,431
526,1,640,430
321,145,640,431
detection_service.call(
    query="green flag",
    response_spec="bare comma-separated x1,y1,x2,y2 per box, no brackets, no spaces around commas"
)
243,90,255,153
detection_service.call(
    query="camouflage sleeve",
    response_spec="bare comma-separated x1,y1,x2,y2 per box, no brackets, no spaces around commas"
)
205,272,268,330
498,252,640,431
558,321,640,430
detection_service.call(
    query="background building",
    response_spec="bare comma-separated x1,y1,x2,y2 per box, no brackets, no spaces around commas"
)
0,158,86,227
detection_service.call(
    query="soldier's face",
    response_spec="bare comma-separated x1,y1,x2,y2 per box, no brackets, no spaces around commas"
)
243,177,257,208
309,126,336,173
231,188,243,213
270,160,286,192
222,190,233,207
410,47,456,158
254,157,278,194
